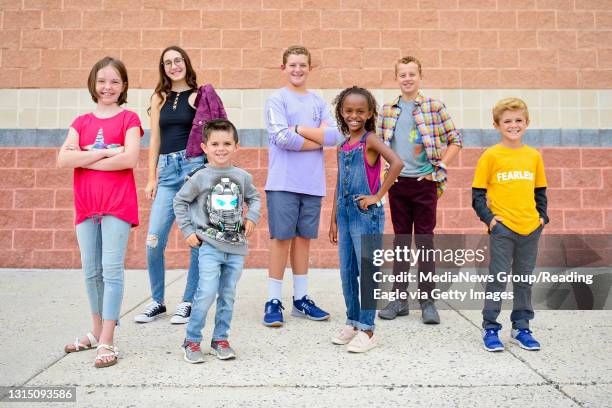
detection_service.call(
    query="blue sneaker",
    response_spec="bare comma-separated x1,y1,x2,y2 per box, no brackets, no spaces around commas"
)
263,299,284,327
511,328,541,350
291,295,330,321
483,329,504,352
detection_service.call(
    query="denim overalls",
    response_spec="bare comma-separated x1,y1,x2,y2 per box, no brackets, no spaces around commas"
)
336,133,384,331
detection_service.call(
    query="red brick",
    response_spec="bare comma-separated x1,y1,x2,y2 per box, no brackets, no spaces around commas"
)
576,0,612,10
32,250,75,268
162,10,201,28
542,149,581,168
104,0,143,7
381,30,420,49
23,69,60,89
548,188,581,209
14,189,55,209
54,230,77,249
201,11,240,29
422,31,459,48
122,10,161,28
558,49,597,69
516,11,555,29
538,31,577,49
562,168,602,189
437,188,462,209
499,31,537,48
363,49,401,68
142,0,180,8
0,30,21,50
443,209,482,229
362,10,400,29
34,209,74,229
1,50,40,69
459,31,498,48
35,169,72,188
500,0,535,8
459,0,496,7
0,68,21,87
220,69,261,88
441,50,479,69
0,250,33,268
232,149,259,169
22,30,62,49
263,0,301,8
320,10,359,29
578,30,612,48
580,149,612,166
556,11,596,29
340,30,381,48
261,29,300,48
62,30,103,49
578,70,612,88
340,0,377,8
0,230,12,249
480,49,519,69
0,150,16,168
536,0,573,9
240,10,281,29
440,10,478,29
182,29,221,49
0,210,34,228
14,229,53,250
400,10,440,29
606,209,612,231
0,190,13,209
64,0,102,8
545,168,562,188
221,30,261,48
596,11,612,29
82,11,122,29
141,30,181,49
582,189,611,209
3,11,42,29
565,210,603,230
16,149,57,169
42,10,82,29
41,49,81,69
478,11,517,30
0,169,35,189
303,30,341,50
281,10,322,29
519,50,558,69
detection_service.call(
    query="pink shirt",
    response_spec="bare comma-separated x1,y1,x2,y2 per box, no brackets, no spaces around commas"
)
341,133,382,195
70,110,143,226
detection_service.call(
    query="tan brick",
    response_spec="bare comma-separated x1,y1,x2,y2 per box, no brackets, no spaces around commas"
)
122,10,161,29
559,49,597,69
183,0,223,8
441,49,479,68
519,49,558,68
243,48,284,69
222,30,261,48
595,11,612,29
142,0,180,8
0,69,21,87
419,0,458,8
341,68,382,88
41,49,80,69
536,0,573,9
400,10,440,29
22,69,61,88
499,69,541,88
440,10,478,29
102,30,140,49
162,10,201,28
576,0,612,10
0,31,20,50
538,31,577,48
240,10,281,29
182,29,221,48
339,0,375,9
459,30,498,48
308,68,342,88
422,69,460,88
121,49,161,69
499,30,537,48
22,30,62,49
303,30,341,49
220,69,261,88
62,30,103,49
262,0,301,8
83,11,122,30
281,10,321,29
459,0,496,7
260,68,286,88
64,0,102,9
320,10,360,29
43,10,82,29
499,0,535,8
579,70,612,88
362,10,400,29
340,30,381,48
414,50,441,68
539,69,578,88
381,30,420,49
196,69,221,86
202,10,240,30
578,30,612,48
80,49,120,69
3,11,41,29
598,49,612,68
0,0,21,8
322,48,363,68
104,0,143,8
422,31,459,48
222,0,261,9
461,69,500,88
557,11,596,29
201,48,242,69
141,30,181,48
478,11,517,30
363,49,401,69
380,0,419,8
59,69,89,87
2,50,41,69
261,29,300,48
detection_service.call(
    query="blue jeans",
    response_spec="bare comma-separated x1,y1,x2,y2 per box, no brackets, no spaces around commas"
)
146,150,204,304
76,215,131,322
186,244,244,343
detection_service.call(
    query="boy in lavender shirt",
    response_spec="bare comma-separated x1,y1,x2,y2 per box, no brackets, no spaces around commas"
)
262,45,341,327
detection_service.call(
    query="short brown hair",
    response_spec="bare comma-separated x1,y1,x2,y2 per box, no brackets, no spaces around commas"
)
282,45,311,65
87,57,129,105
203,119,239,143
395,55,423,76
492,97,530,125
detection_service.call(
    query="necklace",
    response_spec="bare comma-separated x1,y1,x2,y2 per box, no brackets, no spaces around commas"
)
171,91,181,111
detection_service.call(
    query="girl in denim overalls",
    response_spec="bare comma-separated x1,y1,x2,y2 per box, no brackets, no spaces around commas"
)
328,87,404,353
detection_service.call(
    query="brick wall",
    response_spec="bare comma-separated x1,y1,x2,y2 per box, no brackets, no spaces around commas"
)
1,146,610,269
1,1,611,89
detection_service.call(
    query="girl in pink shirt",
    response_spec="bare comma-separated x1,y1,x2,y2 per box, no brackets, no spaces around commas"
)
58,57,143,368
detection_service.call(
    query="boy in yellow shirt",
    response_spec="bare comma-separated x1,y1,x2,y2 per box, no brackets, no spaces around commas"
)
472,98,548,352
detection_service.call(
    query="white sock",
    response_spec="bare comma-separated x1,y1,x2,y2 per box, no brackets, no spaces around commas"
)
293,274,308,300
268,278,283,301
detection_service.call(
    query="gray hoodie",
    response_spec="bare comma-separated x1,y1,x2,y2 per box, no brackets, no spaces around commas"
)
173,165,261,256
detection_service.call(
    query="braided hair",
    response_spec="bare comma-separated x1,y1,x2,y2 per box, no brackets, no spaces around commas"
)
333,86,378,136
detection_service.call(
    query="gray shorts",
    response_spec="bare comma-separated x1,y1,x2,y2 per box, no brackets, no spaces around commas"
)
266,190,322,240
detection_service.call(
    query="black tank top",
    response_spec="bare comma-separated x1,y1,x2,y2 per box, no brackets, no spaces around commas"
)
158,90,196,154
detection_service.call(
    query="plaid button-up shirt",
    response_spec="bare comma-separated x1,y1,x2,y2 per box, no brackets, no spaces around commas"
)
376,92,462,196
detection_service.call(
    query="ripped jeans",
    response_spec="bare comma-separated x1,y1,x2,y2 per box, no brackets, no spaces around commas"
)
146,150,205,304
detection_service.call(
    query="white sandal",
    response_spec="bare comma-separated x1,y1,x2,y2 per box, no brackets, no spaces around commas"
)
94,344,119,368
64,332,98,353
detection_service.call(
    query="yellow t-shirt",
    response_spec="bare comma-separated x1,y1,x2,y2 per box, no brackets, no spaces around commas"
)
472,144,547,235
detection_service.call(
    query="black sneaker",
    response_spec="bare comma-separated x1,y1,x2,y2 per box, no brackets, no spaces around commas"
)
134,301,166,323
170,302,192,324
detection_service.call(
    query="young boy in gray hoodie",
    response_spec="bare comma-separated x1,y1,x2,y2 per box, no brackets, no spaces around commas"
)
174,119,261,364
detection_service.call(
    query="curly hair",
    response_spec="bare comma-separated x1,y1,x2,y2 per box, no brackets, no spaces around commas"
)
333,86,378,136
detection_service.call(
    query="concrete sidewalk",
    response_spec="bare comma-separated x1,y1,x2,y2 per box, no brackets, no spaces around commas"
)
0,269,611,407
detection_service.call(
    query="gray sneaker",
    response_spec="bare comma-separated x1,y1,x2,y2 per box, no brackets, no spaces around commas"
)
420,300,440,324
210,340,236,360
378,300,409,320
182,340,204,364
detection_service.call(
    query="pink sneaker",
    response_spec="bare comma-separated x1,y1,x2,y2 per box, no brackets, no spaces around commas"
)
346,331,378,353
331,325,358,345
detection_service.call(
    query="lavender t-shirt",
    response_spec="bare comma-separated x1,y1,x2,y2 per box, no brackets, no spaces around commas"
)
264,87,340,196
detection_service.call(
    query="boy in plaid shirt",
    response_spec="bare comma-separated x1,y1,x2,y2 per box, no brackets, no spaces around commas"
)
376,56,462,324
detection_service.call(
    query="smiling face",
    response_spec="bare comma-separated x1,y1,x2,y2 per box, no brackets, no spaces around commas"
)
201,130,238,168
162,49,187,83
281,53,311,90
396,62,421,99
494,109,529,147
340,93,373,137
95,65,124,106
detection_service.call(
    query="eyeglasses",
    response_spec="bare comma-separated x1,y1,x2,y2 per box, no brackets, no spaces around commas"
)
162,57,185,68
